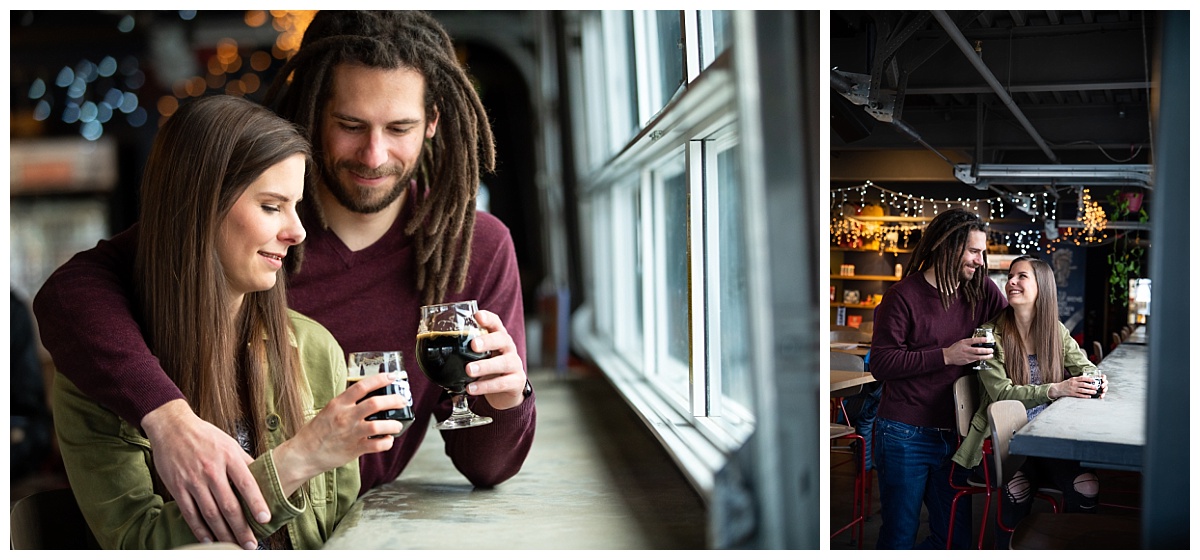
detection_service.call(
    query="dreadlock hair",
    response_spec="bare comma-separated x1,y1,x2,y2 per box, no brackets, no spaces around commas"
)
994,255,1066,386
905,208,990,313
264,11,495,305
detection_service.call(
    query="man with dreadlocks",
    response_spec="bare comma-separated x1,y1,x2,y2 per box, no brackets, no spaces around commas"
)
34,11,534,550
867,208,1007,549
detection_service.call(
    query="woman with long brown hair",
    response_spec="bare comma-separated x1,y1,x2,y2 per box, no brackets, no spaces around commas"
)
52,95,405,549
951,255,1104,548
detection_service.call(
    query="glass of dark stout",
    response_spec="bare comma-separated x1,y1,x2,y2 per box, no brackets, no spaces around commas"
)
347,351,414,436
972,327,995,371
415,300,494,430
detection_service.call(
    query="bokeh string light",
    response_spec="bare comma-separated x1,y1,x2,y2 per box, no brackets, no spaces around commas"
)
830,181,1073,256
26,10,317,141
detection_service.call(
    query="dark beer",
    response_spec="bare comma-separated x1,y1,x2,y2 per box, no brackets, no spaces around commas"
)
969,340,998,369
971,327,995,370
346,375,415,424
1088,373,1103,399
416,330,490,394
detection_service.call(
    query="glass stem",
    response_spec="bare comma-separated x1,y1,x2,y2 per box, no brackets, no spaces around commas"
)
451,393,471,417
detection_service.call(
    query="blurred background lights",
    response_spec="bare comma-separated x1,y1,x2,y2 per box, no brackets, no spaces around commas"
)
28,78,46,99
244,10,268,28
120,92,139,113
81,120,103,141
98,56,118,77
79,101,98,123
250,51,272,72
125,71,145,89
62,102,81,124
55,67,74,88
75,60,97,82
127,106,148,127
21,11,316,141
68,77,87,99
103,88,124,107
33,100,52,121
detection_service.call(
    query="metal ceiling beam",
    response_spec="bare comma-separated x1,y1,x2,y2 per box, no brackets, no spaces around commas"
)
932,10,1060,164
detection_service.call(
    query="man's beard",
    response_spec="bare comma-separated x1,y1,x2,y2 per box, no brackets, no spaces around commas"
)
960,264,979,284
321,156,418,215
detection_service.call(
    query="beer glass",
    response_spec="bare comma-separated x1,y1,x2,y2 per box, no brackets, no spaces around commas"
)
972,327,995,370
415,300,494,430
1086,369,1104,398
347,351,414,435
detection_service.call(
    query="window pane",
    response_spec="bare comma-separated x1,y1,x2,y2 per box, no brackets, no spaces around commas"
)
622,12,639,141
712,10,732,60
632,188,645,357
615,182,644,365
716,145,752,408
655,11,684,108
586,195,611,339
662,165,691,369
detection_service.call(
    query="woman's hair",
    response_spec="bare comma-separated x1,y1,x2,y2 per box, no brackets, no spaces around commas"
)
996,255,1065,385
135,95,313,466
265,10,495,305
906,208,990,313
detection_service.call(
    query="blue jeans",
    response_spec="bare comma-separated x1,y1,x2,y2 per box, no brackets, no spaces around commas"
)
853,383,882,471
874,417,973,549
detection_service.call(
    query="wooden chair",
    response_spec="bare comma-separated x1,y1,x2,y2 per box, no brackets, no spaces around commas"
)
987,401,1061,538
947,375,992,549
1110,332,1121,351
1092,341,1104,364
9,487,99,550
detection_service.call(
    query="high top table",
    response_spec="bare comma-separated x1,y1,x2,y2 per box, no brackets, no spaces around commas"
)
830,369,875,393
1008,343,1147,471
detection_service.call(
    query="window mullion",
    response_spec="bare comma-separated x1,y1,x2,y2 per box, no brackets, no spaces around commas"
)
687,139,710,417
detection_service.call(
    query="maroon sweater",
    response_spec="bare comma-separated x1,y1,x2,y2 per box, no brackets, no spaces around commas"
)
868,272,1007,430
33,200,535,492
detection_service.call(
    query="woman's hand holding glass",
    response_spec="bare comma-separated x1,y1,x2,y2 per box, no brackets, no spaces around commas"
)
271,372,405,496
1049,371,1107,400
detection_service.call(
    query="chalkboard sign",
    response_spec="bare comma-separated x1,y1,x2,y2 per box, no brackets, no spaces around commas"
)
1051,246,1086,337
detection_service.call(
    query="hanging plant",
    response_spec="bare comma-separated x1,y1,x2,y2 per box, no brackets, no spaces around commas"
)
1105,189,1149,305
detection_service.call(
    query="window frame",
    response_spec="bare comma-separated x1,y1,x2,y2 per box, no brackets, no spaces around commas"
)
569,11,752,500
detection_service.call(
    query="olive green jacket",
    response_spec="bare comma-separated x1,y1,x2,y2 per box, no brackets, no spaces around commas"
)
53,310,358,549
950,317,1097,469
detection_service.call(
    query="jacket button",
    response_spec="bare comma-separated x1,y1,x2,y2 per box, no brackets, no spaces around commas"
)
266,413,281,431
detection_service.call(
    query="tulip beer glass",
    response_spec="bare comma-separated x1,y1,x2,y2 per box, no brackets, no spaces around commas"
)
415,300,493,430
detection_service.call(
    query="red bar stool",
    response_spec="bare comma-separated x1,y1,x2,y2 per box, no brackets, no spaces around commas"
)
830,422,866,548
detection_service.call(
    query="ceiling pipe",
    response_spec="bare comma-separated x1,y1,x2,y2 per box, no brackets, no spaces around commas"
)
931,10,1060,164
